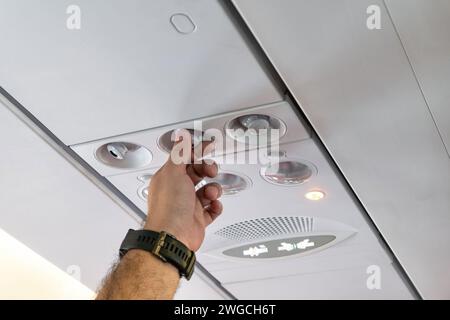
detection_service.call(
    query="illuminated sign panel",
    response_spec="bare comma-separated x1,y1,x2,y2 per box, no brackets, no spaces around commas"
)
222,235,336,259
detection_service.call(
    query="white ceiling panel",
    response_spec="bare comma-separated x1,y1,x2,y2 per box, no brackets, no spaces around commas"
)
0,0,282,145
175,274,229,300
224,264,413,300
0,99,139,290
232,0,450,298
385,0,450,157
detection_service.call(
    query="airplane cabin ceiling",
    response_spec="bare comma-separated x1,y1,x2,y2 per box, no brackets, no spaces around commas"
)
1,0,449,299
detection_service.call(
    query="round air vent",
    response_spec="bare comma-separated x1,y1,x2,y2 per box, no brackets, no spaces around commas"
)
95,142,152,169
158,129,204,153
205,172,252,195
260,159,316,186
225,114,286,144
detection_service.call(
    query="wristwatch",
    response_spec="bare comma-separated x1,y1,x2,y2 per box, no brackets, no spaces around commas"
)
119,229,196,280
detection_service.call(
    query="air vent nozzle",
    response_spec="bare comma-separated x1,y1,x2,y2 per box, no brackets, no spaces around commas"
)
95,142,152,169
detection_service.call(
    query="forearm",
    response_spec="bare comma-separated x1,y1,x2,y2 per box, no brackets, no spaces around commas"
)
96,249,180,300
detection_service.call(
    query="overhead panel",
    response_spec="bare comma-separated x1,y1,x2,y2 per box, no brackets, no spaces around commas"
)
102,100,414,299
232,0,450,298
385,0,450,157
72,100,310,177
0,0,282,145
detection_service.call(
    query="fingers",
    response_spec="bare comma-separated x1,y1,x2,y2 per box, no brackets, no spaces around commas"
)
186,161,219,187
203,183,222,201
186,165,203,186
208,199,223,215
197,183,222,208
196,183,223,226
191,140,216,168
165,129,217,175
204,200,223,226
196,140,216,158
192,161,218,179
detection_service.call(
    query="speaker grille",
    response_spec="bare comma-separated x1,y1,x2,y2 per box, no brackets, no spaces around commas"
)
214,216,314,241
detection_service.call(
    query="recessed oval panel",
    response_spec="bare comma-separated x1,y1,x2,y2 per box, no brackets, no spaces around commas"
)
170,13,196,34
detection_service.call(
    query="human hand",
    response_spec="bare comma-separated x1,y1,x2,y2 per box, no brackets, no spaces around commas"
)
144,129,223,251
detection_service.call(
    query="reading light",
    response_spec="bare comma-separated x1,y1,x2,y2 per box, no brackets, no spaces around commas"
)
95,142,152,169
305,190,325,201
225,114,286,144
260,159,316,186
137,174,153,182
138,185,149,201
205,172,251,195
158,129,204,152
137,174,152,201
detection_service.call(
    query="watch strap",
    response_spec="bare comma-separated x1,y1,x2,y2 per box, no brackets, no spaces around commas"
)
119,229,196,280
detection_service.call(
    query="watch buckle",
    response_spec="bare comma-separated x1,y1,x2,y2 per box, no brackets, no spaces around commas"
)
152,231,168,261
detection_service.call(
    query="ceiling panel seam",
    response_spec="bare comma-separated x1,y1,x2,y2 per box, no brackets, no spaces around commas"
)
383,0,450,158
219,0,287,97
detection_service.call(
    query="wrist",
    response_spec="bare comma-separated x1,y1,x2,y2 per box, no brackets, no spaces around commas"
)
143,223,192,251
124,248,179,275
119,229,196,280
